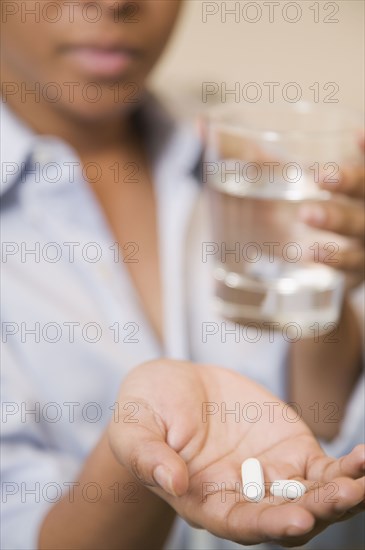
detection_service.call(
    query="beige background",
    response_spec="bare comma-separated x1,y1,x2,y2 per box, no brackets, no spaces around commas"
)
150,0,364,114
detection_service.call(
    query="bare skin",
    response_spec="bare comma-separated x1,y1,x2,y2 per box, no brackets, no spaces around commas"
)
215,133,364,440
291,149,365,439
1,0,364,547
110,359,365,548
290,299,362,439
39,432,175,550
82,139,164,343
2,1,180,547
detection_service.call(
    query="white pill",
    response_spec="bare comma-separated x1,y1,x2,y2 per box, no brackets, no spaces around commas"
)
241,458,265,502
270,480,307,500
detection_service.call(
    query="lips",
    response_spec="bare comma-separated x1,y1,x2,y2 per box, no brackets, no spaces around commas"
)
62,44,140,78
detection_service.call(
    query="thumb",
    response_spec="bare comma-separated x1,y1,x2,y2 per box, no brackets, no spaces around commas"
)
108,399,189,498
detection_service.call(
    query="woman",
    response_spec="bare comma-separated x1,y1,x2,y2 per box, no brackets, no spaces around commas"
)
1,1,364,548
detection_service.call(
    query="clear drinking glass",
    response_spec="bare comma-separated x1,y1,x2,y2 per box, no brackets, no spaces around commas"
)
204,103,362,336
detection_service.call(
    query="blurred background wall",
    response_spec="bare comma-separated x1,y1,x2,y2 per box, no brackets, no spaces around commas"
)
150,0,364,114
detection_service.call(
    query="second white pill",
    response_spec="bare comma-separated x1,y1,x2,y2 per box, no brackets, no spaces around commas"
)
270,480,307,499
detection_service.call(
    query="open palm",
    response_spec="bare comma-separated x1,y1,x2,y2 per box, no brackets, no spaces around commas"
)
109,360,365,547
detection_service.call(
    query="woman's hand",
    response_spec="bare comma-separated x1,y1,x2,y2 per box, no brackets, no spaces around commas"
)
289,139,364,438
109,359,365,547
299,137,365,289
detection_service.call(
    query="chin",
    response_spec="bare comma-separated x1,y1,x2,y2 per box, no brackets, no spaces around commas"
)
55,86,145,122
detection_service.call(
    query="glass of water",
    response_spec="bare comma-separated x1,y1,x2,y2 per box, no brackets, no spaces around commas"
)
204,103,362,336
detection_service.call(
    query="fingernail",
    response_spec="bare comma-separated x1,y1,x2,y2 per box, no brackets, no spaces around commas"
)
153,465,177,497
285,522,311,537
299,205,326,226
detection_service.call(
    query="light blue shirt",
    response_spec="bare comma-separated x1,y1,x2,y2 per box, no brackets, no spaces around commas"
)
1,97,364,550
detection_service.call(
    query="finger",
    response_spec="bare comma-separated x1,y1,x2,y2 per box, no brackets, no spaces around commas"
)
108,399,189,497
306,444,365,482
336,498,365,522
345,272,365,290
227,478,364,546
358,134,365,152
260,477,364,548
318,246,364,274
227,501,315,545
298,476,365,520
266,476,364,520
299,200,365,238
319,165,365,200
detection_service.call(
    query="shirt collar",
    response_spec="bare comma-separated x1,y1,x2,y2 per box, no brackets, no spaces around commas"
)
0,93,202,197
0,102,36,196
